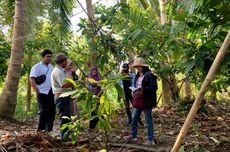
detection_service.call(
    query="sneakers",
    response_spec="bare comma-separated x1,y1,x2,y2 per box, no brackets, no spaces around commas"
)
48,130,59,137
124,135,137,142
143,139,157,146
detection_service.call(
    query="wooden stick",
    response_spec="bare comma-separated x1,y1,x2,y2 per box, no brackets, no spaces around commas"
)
109,142,171,152
171,31,230,152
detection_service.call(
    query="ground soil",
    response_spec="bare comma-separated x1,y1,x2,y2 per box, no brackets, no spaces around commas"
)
0,101,229,152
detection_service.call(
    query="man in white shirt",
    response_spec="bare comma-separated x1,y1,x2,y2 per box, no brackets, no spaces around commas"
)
30,49,56,134
51,53,74,143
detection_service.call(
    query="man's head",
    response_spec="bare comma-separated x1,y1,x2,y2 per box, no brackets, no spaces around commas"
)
41,49,52,65
55,53,68,68
121,63,129,74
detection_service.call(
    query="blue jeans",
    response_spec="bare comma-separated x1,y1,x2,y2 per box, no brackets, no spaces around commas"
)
131,108,154,141
55,96,71,142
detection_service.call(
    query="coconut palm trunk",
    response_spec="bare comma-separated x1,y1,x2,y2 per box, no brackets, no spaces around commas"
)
26,52,32,112
0,0,26,119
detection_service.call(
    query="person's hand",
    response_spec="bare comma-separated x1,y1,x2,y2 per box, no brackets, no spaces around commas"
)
35,87,40,96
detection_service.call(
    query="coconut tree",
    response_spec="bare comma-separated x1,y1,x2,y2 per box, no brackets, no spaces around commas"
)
0,0,76,119
0,0,26,119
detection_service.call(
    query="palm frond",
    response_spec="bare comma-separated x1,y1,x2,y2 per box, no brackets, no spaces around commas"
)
127,0,149,26
51,0,76,36
1,0,14,25
167,0,197,21
25,0,43,36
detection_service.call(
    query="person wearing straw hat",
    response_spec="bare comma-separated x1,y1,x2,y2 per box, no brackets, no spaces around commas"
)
120,63,144,126
124,58,158,145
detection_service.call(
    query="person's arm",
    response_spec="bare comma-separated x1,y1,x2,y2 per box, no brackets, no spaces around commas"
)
143,74,158,91
30,77,39,96
62,82,74,88
30,65,40,96
55,70,74,89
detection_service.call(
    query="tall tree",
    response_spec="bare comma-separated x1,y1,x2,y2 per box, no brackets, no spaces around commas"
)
0,0,75,119
0,0,26,119
85,0,97,67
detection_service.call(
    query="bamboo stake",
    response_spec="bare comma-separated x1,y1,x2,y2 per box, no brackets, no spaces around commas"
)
109,142,171,152
171,31,230,152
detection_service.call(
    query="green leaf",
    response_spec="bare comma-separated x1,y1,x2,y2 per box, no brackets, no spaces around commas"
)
60,123,68,131
64,78,77,87
71,133,77,144
104,99,111,114
99,79,108,85
185,61,195,74
114,83,124,98
87,78,99,84
179,145,185,152
59,90,77,98
100,95,106,104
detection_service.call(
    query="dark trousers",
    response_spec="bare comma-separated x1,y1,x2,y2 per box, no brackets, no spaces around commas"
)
124,91,133,122
89,110,100,129
55,96,71,142
37,89,55,132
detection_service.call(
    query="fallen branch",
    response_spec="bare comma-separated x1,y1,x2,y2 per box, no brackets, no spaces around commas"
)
109,142,171,152
0,144,7,152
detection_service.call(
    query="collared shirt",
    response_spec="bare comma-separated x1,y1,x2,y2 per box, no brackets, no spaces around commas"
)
30,61,53,95
136,74,144,88
51,65,71,94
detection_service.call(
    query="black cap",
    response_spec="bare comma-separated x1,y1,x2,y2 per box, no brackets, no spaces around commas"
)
122,63,129,69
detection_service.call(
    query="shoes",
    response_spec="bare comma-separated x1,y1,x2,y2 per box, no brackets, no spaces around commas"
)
143,139,157,146
124,135,137,142
61,141,72,145
48,130,59,137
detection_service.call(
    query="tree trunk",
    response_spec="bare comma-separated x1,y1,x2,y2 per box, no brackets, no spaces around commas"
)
26,53,32,112
159,0,166,24
172,31,230,152
86,0,97,67
161,77,174,106
0,0,26,119
159,0,176,106
86,0,96,25
210,88,217,101
184,76,192,100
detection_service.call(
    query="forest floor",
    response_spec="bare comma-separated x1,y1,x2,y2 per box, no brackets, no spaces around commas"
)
0,101,229,152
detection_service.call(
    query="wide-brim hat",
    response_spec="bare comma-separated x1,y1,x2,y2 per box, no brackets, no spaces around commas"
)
132,58,148,67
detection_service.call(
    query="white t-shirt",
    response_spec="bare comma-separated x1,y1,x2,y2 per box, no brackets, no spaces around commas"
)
30,61,53,94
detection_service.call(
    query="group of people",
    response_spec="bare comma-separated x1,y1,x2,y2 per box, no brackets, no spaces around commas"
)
30,50,102,143
30,49,158,145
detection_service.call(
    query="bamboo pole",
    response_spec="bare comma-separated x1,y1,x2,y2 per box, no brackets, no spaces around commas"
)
171,31,230,152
